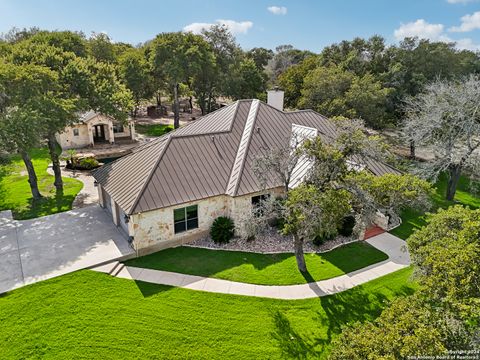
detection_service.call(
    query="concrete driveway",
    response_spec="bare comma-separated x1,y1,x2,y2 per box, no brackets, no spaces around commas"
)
0,205,134,293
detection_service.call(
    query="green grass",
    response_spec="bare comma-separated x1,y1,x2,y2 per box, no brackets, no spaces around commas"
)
125,242,388,286
0,267,416,359
0,148,83,220
136,123,174,137
390,173,480,240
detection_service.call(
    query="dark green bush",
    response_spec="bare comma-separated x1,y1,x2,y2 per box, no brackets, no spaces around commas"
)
313,230,336,246
78,157,99,170
210,216,235,244
338,215,355,237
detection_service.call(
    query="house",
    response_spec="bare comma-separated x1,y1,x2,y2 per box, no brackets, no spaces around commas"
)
56,111,136,150
93,91,399,254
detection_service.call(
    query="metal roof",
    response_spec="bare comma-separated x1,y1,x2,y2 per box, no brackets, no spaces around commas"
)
93,100,400,214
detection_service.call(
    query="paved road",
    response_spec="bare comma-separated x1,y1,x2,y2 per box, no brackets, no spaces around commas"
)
94,233,410,299
0,205,134,294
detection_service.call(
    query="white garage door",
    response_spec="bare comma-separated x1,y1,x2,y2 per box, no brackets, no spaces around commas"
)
103,189,112,214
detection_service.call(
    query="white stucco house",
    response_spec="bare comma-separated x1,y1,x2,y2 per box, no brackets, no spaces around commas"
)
56,111,136,150
93,91,399,255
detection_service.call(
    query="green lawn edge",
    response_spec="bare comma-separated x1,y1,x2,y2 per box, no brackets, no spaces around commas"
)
125,241,389,286
0,148,83,220
0,267,416,359
390,173,480,240
135,123,174,137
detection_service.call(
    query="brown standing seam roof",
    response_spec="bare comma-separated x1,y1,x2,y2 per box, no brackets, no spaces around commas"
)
93,100,400,214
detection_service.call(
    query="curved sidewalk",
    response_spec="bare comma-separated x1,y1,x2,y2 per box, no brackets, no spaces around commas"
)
47,163,98,208
93,233,410,300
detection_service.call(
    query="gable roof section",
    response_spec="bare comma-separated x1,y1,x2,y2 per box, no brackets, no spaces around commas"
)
93,135,170,213
93,99,399,214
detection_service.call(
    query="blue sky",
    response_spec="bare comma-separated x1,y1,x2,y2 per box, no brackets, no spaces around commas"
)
1,0,480,51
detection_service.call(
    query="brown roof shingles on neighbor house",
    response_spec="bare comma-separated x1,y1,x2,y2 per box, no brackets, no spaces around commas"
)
93,100,400,215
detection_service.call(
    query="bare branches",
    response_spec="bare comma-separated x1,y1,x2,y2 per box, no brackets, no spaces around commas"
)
403,75,480,199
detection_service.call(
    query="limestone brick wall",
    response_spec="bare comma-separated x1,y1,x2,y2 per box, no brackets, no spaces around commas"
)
56,124,90,149
130,195,229,253
129,187,285,254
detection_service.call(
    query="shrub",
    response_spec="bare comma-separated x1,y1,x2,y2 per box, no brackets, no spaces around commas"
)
338,215,355,236
312,230,336,246
78,157,99,170
210,216,235,244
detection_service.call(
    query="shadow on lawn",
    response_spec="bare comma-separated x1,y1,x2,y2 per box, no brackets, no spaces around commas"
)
13,189,75,220
271,284,416,357
125,242,387,284
134,280,172,297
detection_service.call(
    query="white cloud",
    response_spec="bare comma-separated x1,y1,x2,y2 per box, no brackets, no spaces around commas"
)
449,11,480,32
183,19,253,35
394,19,447,41
455,37,480,50
267,6,287,15
447,0,476,3
394,18,480,52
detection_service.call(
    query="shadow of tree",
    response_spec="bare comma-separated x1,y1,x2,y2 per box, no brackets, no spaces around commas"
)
271,310,320,359
134,280,172,297
316,284,415,349
271,284,416,356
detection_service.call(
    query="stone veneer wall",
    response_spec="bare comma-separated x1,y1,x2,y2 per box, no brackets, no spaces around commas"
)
129,187,284,255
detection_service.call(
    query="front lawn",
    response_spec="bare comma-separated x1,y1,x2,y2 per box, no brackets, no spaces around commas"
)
0,267,416,359
125,241,388,285
135,123,174,137
390,174,480,240
0,148,83,220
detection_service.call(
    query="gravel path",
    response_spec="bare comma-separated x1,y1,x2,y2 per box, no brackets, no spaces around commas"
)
187,228,356,254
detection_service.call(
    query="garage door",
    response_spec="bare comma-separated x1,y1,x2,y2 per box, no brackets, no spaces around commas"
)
103,189,112,214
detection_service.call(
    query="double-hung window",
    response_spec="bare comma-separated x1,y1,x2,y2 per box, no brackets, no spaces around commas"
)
173,205,198,234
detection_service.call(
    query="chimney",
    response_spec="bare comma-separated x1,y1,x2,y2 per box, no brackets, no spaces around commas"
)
267,87,284,111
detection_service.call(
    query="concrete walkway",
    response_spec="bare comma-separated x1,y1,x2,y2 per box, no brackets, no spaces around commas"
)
47,163,98,208
0,205,134,294
93,233,410,300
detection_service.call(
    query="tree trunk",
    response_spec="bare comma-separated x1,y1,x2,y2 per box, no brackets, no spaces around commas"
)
446,165,462,201
47,133,63,192
188,96,193,114
409,140,416,159
156,92,162,106
293,233,307,273
173,83,180,129
207,91,213,114
20,150,42,200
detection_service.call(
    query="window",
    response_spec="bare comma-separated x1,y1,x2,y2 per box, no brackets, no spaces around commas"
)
113,123,124,133
73,128,79,136
173,205,198,234
252,194,269,216
252,194,268,207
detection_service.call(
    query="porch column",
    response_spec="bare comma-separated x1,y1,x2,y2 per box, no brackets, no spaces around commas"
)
87,123,94,146
130,123,136,140
108,124,114,144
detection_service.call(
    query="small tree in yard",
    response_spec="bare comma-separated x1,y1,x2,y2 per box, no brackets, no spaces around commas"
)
249,119,431,273
0,62,58,200
283,185,351,272
403,75,480,201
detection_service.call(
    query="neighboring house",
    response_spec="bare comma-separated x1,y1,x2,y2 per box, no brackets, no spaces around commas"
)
93,91,399,254
56,111,136,150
